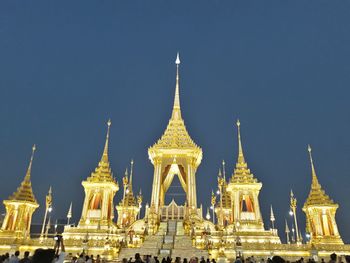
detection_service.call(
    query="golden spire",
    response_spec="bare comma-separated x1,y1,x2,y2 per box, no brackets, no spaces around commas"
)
307,145,321,189
101,119,111,163
171,52,181,120
236,119,245,164
304,145,335,207
231,120,258,184
86,120,115,183
149,53,201,152
129,159,134,187
9,145,37,203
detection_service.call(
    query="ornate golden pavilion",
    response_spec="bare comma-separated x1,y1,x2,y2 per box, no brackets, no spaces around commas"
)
0,54,349,261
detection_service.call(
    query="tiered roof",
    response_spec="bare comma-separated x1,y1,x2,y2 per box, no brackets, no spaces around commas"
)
304,145,335,207
9,145,38,204
230,120,259,184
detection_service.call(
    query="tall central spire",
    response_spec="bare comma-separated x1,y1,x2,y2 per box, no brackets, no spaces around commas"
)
101,119,111,163
171,52,182,120
307,145,320,189
236,119,246,164
25,144,36,181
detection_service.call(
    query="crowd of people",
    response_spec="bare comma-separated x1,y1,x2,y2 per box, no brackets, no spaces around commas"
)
0,245,350,263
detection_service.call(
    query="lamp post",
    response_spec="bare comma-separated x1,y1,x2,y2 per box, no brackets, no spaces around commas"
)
40,187,52,241
290,190,301,244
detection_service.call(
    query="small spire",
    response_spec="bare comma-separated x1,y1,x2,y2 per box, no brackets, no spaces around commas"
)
307,144,320,188
67,202,72,219
101,119,111,163
270,205,275,222
129,159,134,186
222,160,226,181
25,144,36,180
218,168,222,178
285,219,290,232
172,52,182,120
236,119,245,164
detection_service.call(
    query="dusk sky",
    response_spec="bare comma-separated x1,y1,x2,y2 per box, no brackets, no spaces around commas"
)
0,1,350,243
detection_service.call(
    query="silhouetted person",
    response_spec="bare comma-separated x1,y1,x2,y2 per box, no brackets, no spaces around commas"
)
272,256,285,263
19,252,30,263
134,253,143,263
330,254,337,263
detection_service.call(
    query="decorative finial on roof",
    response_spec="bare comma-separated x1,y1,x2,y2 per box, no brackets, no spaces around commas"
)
175,52,181,65
101,119,111,163
270,205,275,222
307,144,320,187
25,144,36,179
172,52,181,120
236,119,245,164
222,160,226,181
285,219,290,233
129,159,134,190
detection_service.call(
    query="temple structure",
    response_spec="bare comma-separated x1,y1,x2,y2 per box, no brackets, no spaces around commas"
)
0,145,39,240
0,53,349,261
116,162,142,228
63,120,121,257
302,145,343,245
147,53,203,229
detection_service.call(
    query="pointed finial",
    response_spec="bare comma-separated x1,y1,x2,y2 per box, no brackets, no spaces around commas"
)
129,159,134,186
101,119,111,163
222,160,226,181
67,202,72,219
25,144,36,179
172,52,181,119
270,205,275,222
285,219,290,233
175,52,181,65
236,119,245,164
307,144,320,188
218,168,222,178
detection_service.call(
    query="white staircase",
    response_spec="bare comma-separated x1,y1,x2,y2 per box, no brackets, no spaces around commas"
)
118,220,208,260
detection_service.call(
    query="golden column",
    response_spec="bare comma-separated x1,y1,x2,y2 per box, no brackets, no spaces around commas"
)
39,186,52,242
290,190,301,244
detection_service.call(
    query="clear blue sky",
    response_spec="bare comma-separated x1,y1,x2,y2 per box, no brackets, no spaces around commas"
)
0,1,349,243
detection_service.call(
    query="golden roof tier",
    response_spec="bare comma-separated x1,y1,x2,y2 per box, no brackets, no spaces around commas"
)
230,120,259,184
303,145,335,207
86,119,116,183
9,145,38,204
148,53,202,164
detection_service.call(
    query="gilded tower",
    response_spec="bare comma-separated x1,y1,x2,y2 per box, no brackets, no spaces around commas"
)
0,145,39,240
226,121,280,243
116,161,141,228
78,120,119,229
226,120,265,232
302,145,343,245
148,53,202,222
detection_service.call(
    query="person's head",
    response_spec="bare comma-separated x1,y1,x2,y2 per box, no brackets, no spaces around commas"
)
272,256,285,263
32,249,55,263
135,253,141,260
24,252,30,258
85,256,90,261
331,254,337,261
91,255,94,259
122,258,128,263
97,255,100,259
14,251,20,257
